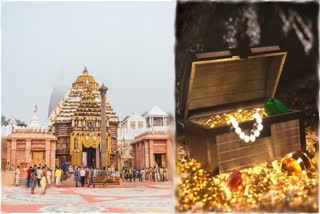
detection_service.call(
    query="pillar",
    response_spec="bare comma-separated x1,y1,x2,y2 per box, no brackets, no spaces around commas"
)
96,144,100,168
50,141,56,170
26,139,32,162
144,141,149,168
166,139,173,181
139,142,143,167
137,143,139,167
45,140,50,166
7,140,11,170
142,142,145,168
149,140,154,167
11,140,17,168
99,84,108,168
133,144,137,167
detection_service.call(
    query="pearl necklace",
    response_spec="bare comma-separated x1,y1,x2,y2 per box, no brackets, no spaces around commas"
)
230,113,263,143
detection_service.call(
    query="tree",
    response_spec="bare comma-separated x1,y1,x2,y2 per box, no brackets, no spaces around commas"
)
1,115,8,126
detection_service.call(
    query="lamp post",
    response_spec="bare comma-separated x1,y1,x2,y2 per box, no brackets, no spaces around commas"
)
99,84,108,168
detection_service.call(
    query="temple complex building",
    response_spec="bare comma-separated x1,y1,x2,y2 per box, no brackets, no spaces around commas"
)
117,113,146,168
117,113,146,155
5,111,57,175
49,68,119,168
130,107,170,168
1,119,25,170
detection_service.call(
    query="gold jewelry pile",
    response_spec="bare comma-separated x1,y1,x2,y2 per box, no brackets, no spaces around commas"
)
192,107,268,128
176,130,319,212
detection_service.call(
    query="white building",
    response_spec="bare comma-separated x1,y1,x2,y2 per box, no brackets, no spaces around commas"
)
118,113,147,141
117,106,169,161
144,106,169,131
117,113,146,157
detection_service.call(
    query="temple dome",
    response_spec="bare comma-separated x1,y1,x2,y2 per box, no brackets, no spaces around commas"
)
28,112,41,128
72,67,99,90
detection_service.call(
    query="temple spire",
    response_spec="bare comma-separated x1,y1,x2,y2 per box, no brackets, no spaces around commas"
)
28,107,41,128
83,66,88,75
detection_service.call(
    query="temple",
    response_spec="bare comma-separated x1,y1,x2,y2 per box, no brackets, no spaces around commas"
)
49,68,119,168
5,110,57,174
130,107,170,168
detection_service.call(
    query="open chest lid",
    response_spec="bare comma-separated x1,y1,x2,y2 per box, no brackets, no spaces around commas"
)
185,46,287,120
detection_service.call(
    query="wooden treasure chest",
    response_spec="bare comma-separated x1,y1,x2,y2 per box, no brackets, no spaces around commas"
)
180,46,306,174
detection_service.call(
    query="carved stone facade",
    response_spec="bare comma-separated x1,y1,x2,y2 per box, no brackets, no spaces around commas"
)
6,129,57,176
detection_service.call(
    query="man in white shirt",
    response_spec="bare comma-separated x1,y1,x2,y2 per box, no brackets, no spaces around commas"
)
37,167,42,187
80,167,86,187
15,166,20,186
68,165,74,180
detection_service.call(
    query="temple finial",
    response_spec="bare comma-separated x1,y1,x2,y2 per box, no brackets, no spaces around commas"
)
83,66,88,75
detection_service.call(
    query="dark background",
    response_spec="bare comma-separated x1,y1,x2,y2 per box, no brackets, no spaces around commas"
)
175,1,319,131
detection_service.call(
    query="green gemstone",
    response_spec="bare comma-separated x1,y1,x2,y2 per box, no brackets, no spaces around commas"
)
264,98,288,116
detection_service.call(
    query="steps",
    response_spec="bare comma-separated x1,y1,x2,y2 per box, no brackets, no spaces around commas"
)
19,177,27,186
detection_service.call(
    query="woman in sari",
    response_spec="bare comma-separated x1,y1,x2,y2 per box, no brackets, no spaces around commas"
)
30,171,36,194
46,168,52,184
40,168,47,194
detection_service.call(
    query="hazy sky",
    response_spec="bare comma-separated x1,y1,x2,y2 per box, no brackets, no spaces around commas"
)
2,1,175,125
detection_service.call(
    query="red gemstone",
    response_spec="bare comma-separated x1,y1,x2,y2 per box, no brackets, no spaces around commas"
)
227,170,242,192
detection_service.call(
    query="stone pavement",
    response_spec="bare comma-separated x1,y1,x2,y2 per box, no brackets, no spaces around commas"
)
1,181,174,213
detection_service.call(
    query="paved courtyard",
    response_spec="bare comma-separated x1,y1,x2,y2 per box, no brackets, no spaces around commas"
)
1,182,173,213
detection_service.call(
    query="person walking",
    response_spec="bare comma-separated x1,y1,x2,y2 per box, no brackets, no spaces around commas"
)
152,167,156,182
102,166,108,186
30,170,36,194
85,166,89,186
141,168,145,182
37,167,42,187
31,165,37,187
55,167,62,188
121,168,125,182
46,168,52,184
137,168,141,182
160,167,164,182
145,168,149,181
74,167,79,187
40,169,47,194
124,168,128,182
87,166,95,188
15,166,20,186
156,167,160,182
68,165,73,180
128,167,133,182
80,167,86,187
164,167,168,181
26,166,32,187
133,167,136,182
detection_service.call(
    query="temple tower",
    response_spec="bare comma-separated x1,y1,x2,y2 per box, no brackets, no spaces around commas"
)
49,68,119,167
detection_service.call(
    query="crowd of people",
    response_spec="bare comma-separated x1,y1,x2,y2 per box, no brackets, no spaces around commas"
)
13,164,169,194
14,164,64,194
120,166,168,182
65,165,121,187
